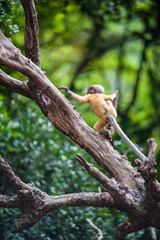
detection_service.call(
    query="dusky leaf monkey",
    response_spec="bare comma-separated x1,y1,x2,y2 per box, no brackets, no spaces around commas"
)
59,84,148,162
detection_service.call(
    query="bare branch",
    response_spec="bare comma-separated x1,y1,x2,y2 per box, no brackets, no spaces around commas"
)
14,190,117,233
86,218,103,240
135,140,157,181
147,138,157,164
76,154,112,189
45,192,116,210
76,155,135,208
135,139,160,197
0,155,118,232
21,0,40,67
0,195,18,208
115,220,138,240
0,69,32,98
0,155,31,190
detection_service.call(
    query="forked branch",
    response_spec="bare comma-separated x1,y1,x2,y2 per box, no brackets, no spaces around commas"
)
0,69,32,98
0,155,118,232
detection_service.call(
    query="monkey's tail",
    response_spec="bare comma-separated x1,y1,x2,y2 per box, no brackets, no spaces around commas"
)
103,107,148,162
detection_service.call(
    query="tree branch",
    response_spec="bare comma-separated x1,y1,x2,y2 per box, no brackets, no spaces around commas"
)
115,220,143,240
21,0,40,67
0,155,118,232
0,195,18,208
45,192,116,210
76,154,135,209
135,139,160,196
0,155,32,190
0,69,32,98
76,154,112,190
14,190,117,233
86,218,103,240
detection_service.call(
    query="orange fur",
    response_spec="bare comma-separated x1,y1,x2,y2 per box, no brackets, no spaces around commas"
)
70,91,117,134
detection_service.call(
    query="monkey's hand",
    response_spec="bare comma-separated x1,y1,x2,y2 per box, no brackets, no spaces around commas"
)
58,86,69,92
112,90,119,99
58,86,72,96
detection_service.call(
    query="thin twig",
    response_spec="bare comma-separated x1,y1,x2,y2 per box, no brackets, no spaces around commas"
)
150,227,157,240
86,218,103,240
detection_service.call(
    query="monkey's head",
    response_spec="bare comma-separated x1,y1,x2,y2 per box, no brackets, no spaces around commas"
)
87,84,104,94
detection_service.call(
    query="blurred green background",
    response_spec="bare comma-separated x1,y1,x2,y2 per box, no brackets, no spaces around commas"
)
0,0,160,239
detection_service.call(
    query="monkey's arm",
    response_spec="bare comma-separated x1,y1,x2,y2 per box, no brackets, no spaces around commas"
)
104,92,116,102
103,107,148,162
58,87,89,103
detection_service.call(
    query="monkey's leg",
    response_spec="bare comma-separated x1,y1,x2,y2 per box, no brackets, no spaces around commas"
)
94,118,112,139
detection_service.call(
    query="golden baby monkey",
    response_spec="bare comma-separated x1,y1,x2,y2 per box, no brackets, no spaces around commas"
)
59,84,117,135
59,84,148,162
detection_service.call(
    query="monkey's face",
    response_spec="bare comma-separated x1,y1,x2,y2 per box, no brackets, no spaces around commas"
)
87,86,96,94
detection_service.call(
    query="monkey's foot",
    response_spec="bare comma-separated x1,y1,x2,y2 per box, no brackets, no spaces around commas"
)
100,130,112,141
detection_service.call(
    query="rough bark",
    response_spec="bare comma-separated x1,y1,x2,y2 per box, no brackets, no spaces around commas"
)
21,0,40,67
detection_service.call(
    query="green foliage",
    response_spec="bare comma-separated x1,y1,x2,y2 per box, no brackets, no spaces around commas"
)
0,0,23,35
